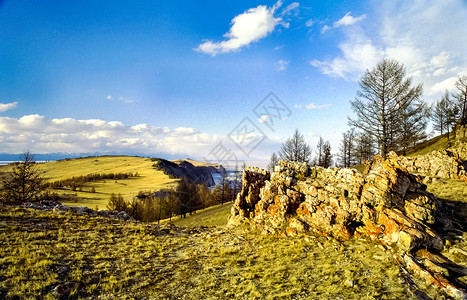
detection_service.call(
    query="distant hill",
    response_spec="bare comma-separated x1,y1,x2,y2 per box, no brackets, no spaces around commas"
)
0,155,222,210
154,158,223,186
0,151,181,163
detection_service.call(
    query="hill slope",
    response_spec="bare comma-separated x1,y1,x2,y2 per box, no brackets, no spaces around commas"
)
0,205,448,299
0,156,178,210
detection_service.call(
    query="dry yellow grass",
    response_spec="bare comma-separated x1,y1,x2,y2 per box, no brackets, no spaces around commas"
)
27,156,178,210
0,206,447,299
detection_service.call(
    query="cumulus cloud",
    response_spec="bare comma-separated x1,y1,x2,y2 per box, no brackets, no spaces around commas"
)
321,12,366,34
275,59,289,71
194,1,285,56
311,1,467,101
0,102,18,112
0,114,222,158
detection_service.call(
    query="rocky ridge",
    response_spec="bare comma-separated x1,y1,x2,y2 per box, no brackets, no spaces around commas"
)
229,154,467,299
153,158,223,186
398,142,467,180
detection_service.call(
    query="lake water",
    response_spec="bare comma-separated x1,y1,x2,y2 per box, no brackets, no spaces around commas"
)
0,161,47,165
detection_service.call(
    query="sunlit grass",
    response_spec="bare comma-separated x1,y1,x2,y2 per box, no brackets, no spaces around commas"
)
427,178,467,203
1,156,179,209
0,205,452,299
168,201,233,227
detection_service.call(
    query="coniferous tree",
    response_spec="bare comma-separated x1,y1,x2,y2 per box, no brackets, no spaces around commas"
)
322,141,332,168
397,100,430,153
1,152,45,204
453,75,467,125
315,137,324,166
338,129,355,167
279,129,312,163
107,193,127,211
431,90,459,139
353,131,375,165
267,152,279,172
176,177,199,218
232,164,242,200
349,59,423,158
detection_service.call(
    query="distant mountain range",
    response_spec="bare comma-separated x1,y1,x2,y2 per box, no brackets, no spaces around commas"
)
0,152,182,162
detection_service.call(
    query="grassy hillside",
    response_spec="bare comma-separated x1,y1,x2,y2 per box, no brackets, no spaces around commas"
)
0,205,450,299
168,202,233,227
402,132,458,157
1,156,179,210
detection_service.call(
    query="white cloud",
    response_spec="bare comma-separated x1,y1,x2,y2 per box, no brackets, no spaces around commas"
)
118,96,135,104
305,19,314,27
273,45,284,51
430,76,458,94
0,114,223,158
282,2,299,15
430,51,450,68
195,2,284,56
106,95,135,103
311,1,467,101
306,103,330,110
275,59,289,71
311,37,383,80
321,12,366,34
333,12,366,28
320,25,331,34
0,102,18,112
258,114,271,123
295,103,330,110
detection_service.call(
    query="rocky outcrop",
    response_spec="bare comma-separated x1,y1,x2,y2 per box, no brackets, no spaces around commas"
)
153,159,223,186
398,146,467,180
23,200,133,220
229,154,467,298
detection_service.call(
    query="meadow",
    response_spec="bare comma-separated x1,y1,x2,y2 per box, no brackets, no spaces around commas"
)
1,156,179,210
0,205,452,299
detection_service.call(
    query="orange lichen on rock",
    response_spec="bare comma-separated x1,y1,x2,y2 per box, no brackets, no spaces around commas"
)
228,154,467,298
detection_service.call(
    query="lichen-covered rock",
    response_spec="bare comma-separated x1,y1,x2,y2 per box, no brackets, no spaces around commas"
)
398,142,467,180
229,156,441,250
228,154,467,298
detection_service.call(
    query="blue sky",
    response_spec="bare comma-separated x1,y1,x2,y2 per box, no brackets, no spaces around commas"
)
1,0,466,168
